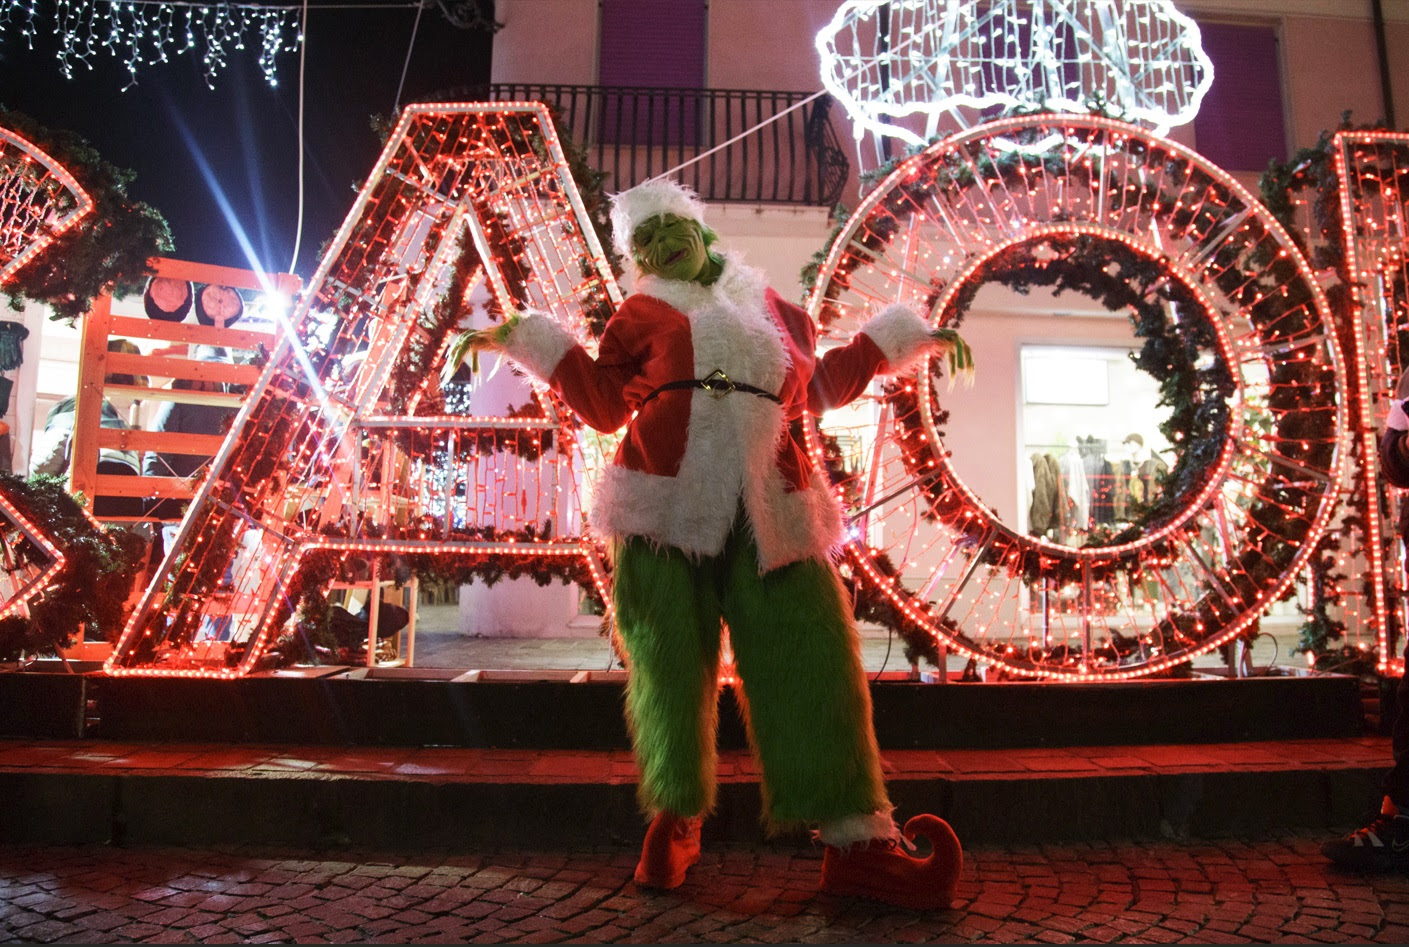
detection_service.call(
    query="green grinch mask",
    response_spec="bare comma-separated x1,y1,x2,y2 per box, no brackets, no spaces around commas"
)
631,213,723,285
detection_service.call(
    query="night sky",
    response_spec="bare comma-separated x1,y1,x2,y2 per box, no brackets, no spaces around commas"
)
0,2,495,279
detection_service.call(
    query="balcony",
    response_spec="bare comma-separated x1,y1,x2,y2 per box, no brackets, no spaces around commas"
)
480,83,850,207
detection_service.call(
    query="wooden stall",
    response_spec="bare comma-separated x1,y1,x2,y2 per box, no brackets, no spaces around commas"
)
59,258,295,661
68,257,297,520
66,257,420,668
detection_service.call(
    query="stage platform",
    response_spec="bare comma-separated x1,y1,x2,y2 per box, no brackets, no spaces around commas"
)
0,655,1366,749
0,610,1381,851
0,644,1383,852
0,608,1359,746
85,666,1365,750
0,734,1389,850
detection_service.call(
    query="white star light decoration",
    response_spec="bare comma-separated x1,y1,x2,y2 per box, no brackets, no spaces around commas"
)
816,0,1215,146
0,0,303,89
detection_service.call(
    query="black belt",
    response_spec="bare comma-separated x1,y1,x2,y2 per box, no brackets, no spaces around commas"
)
640,369,781,408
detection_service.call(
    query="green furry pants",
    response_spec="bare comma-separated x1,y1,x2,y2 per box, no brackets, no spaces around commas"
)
612,524,890,832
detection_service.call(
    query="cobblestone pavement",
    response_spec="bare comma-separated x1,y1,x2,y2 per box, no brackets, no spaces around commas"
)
2,834,1408,943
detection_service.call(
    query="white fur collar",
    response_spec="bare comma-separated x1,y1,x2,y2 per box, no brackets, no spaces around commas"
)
632,251,768,316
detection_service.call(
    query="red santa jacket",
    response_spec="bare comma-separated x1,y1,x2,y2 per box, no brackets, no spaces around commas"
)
500,255,935,572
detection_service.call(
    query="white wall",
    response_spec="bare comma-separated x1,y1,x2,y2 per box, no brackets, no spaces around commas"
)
9,301,52,473
704,203,832,303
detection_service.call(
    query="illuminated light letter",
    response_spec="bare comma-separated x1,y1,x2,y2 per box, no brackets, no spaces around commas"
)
108,104,621,677
0,125,94,288
0,487,68,622
806,114,1346,681
1334,130,1409,676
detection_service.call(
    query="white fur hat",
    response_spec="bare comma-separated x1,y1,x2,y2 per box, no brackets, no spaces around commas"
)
609,178,707,261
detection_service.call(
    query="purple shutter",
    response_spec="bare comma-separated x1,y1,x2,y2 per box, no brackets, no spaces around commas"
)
599,0,706,88
599,0,707,146
1191,22,1288,171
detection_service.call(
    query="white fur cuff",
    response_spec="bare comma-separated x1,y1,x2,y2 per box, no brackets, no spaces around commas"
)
860,303,934,375
499,312,578,382
815,809,900,848
1389,399,1409,432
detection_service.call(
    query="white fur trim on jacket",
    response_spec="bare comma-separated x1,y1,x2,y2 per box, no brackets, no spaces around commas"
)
498,311,577,382
632,250,769,325
609,179,708,261
743,465,845,573
816,810,900,848
589,256,840,572
860,302,935,375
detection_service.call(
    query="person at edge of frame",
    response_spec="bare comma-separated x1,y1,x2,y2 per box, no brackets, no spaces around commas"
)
1325,365,1409,868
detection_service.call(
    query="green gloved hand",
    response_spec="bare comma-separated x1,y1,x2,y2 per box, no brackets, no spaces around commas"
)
442,313,521,385
930,326,975,386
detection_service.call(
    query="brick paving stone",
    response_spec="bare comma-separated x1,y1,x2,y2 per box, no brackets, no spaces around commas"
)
110,922,169,940
183,922,225,938
129,886,183,903
449,899,499,921
53,903,100,922
490,900,545,923
1,836,1409,942
11,918,83,942
67,929,133,944
274,919,331,938
68,911,130,932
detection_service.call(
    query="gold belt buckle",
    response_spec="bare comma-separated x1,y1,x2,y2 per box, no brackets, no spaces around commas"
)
702,369,734,399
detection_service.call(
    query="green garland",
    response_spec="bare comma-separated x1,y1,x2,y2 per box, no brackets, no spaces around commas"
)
0,106,173,322
383,228,486,416
876,233,1231,586
963,234,1232,545
0,474,147,660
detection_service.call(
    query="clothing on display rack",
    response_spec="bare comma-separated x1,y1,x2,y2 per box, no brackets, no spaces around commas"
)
1078,436,1117,526
1137,454,1169,503
1028,452,1064,538
1059,449,1089,531
1026,433,1166,538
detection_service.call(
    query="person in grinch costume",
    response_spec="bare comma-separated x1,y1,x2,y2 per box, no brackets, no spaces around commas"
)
449,179,971,910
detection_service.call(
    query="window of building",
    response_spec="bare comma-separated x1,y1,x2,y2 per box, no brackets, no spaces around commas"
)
1019,344,1169,541
1190,21,1289,172
598,0,708,145
598,0,707,88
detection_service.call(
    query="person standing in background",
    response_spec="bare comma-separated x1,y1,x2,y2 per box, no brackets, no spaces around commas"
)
1324,367,1409,867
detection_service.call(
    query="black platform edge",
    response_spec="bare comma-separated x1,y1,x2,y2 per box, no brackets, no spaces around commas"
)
0,764,1383,850
0,670,87,739
76,669,1365,749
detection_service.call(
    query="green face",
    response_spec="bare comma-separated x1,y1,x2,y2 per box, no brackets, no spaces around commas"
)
632,213,712,282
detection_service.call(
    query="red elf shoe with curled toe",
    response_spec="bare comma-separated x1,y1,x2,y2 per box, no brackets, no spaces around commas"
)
820,814,963,910
633,813,703,889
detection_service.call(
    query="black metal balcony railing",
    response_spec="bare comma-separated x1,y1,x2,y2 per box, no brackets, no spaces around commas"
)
481,83,850,207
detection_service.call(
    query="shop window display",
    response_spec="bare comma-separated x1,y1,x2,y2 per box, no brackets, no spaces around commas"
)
1019,344,1169,544
1018,344,1173,620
